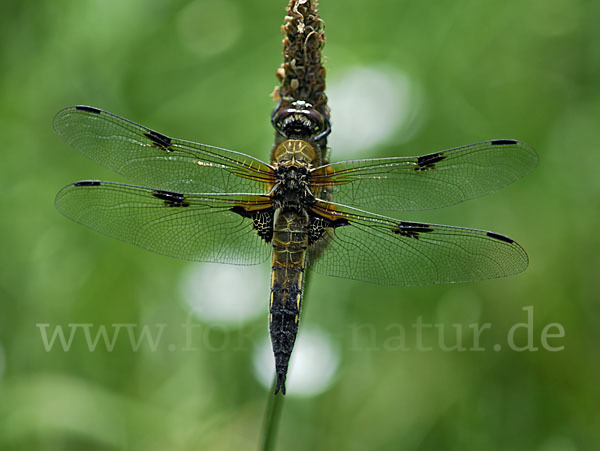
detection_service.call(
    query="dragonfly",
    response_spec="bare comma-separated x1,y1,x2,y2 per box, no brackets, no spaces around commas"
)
54,103,537,394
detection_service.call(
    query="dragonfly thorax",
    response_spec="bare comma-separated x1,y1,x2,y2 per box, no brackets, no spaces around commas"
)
271,139,318,209
272,164,313,210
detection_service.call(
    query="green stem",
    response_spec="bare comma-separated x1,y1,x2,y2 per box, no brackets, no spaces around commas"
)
260,379,284,451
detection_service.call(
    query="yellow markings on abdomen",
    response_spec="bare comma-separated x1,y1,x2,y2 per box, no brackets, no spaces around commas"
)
270,209,308,314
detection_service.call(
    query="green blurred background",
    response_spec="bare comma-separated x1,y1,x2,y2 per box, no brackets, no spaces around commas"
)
1,0,599,450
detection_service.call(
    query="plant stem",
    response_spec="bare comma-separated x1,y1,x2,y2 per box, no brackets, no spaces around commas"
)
260,379,284,451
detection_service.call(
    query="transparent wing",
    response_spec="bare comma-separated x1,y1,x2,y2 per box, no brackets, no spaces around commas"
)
310,140,538,211
55,181,272,265
307,200,528,286
54,106,275,194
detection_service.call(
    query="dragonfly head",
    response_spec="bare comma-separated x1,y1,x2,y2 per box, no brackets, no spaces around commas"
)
272,100,331,141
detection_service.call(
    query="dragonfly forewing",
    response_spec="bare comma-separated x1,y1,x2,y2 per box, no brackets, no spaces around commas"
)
310,139,538,211
54,106,275,195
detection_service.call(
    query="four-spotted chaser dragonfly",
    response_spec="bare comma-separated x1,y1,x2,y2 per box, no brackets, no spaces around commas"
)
54,103,537,394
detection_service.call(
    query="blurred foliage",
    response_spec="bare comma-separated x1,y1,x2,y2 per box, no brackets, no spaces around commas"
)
0,0,599,450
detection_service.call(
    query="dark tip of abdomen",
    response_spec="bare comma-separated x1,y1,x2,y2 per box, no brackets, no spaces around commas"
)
274,372,287,395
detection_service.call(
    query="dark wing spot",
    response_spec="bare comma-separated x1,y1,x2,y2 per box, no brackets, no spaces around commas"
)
308,214,349,244
308,217,325,244
73,180,101,187
145,130,172,150
75,105,101,114
252,209,275,242
230,206,274,242
230,205,252,218
395,221,434,239
491,139,518,146
398,221,434,233
415,152,446,171
486,231,514,244
152,189,189,207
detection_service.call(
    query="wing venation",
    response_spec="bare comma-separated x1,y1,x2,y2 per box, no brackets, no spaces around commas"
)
310,140,537,211
307,201,528,285
54,106,275,194
55,181,272,265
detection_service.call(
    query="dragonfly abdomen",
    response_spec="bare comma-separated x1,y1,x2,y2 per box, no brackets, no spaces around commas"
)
269,208,309,395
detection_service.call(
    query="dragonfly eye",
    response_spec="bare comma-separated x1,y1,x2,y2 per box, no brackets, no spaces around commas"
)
303,108,325,130
272,101,329,140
